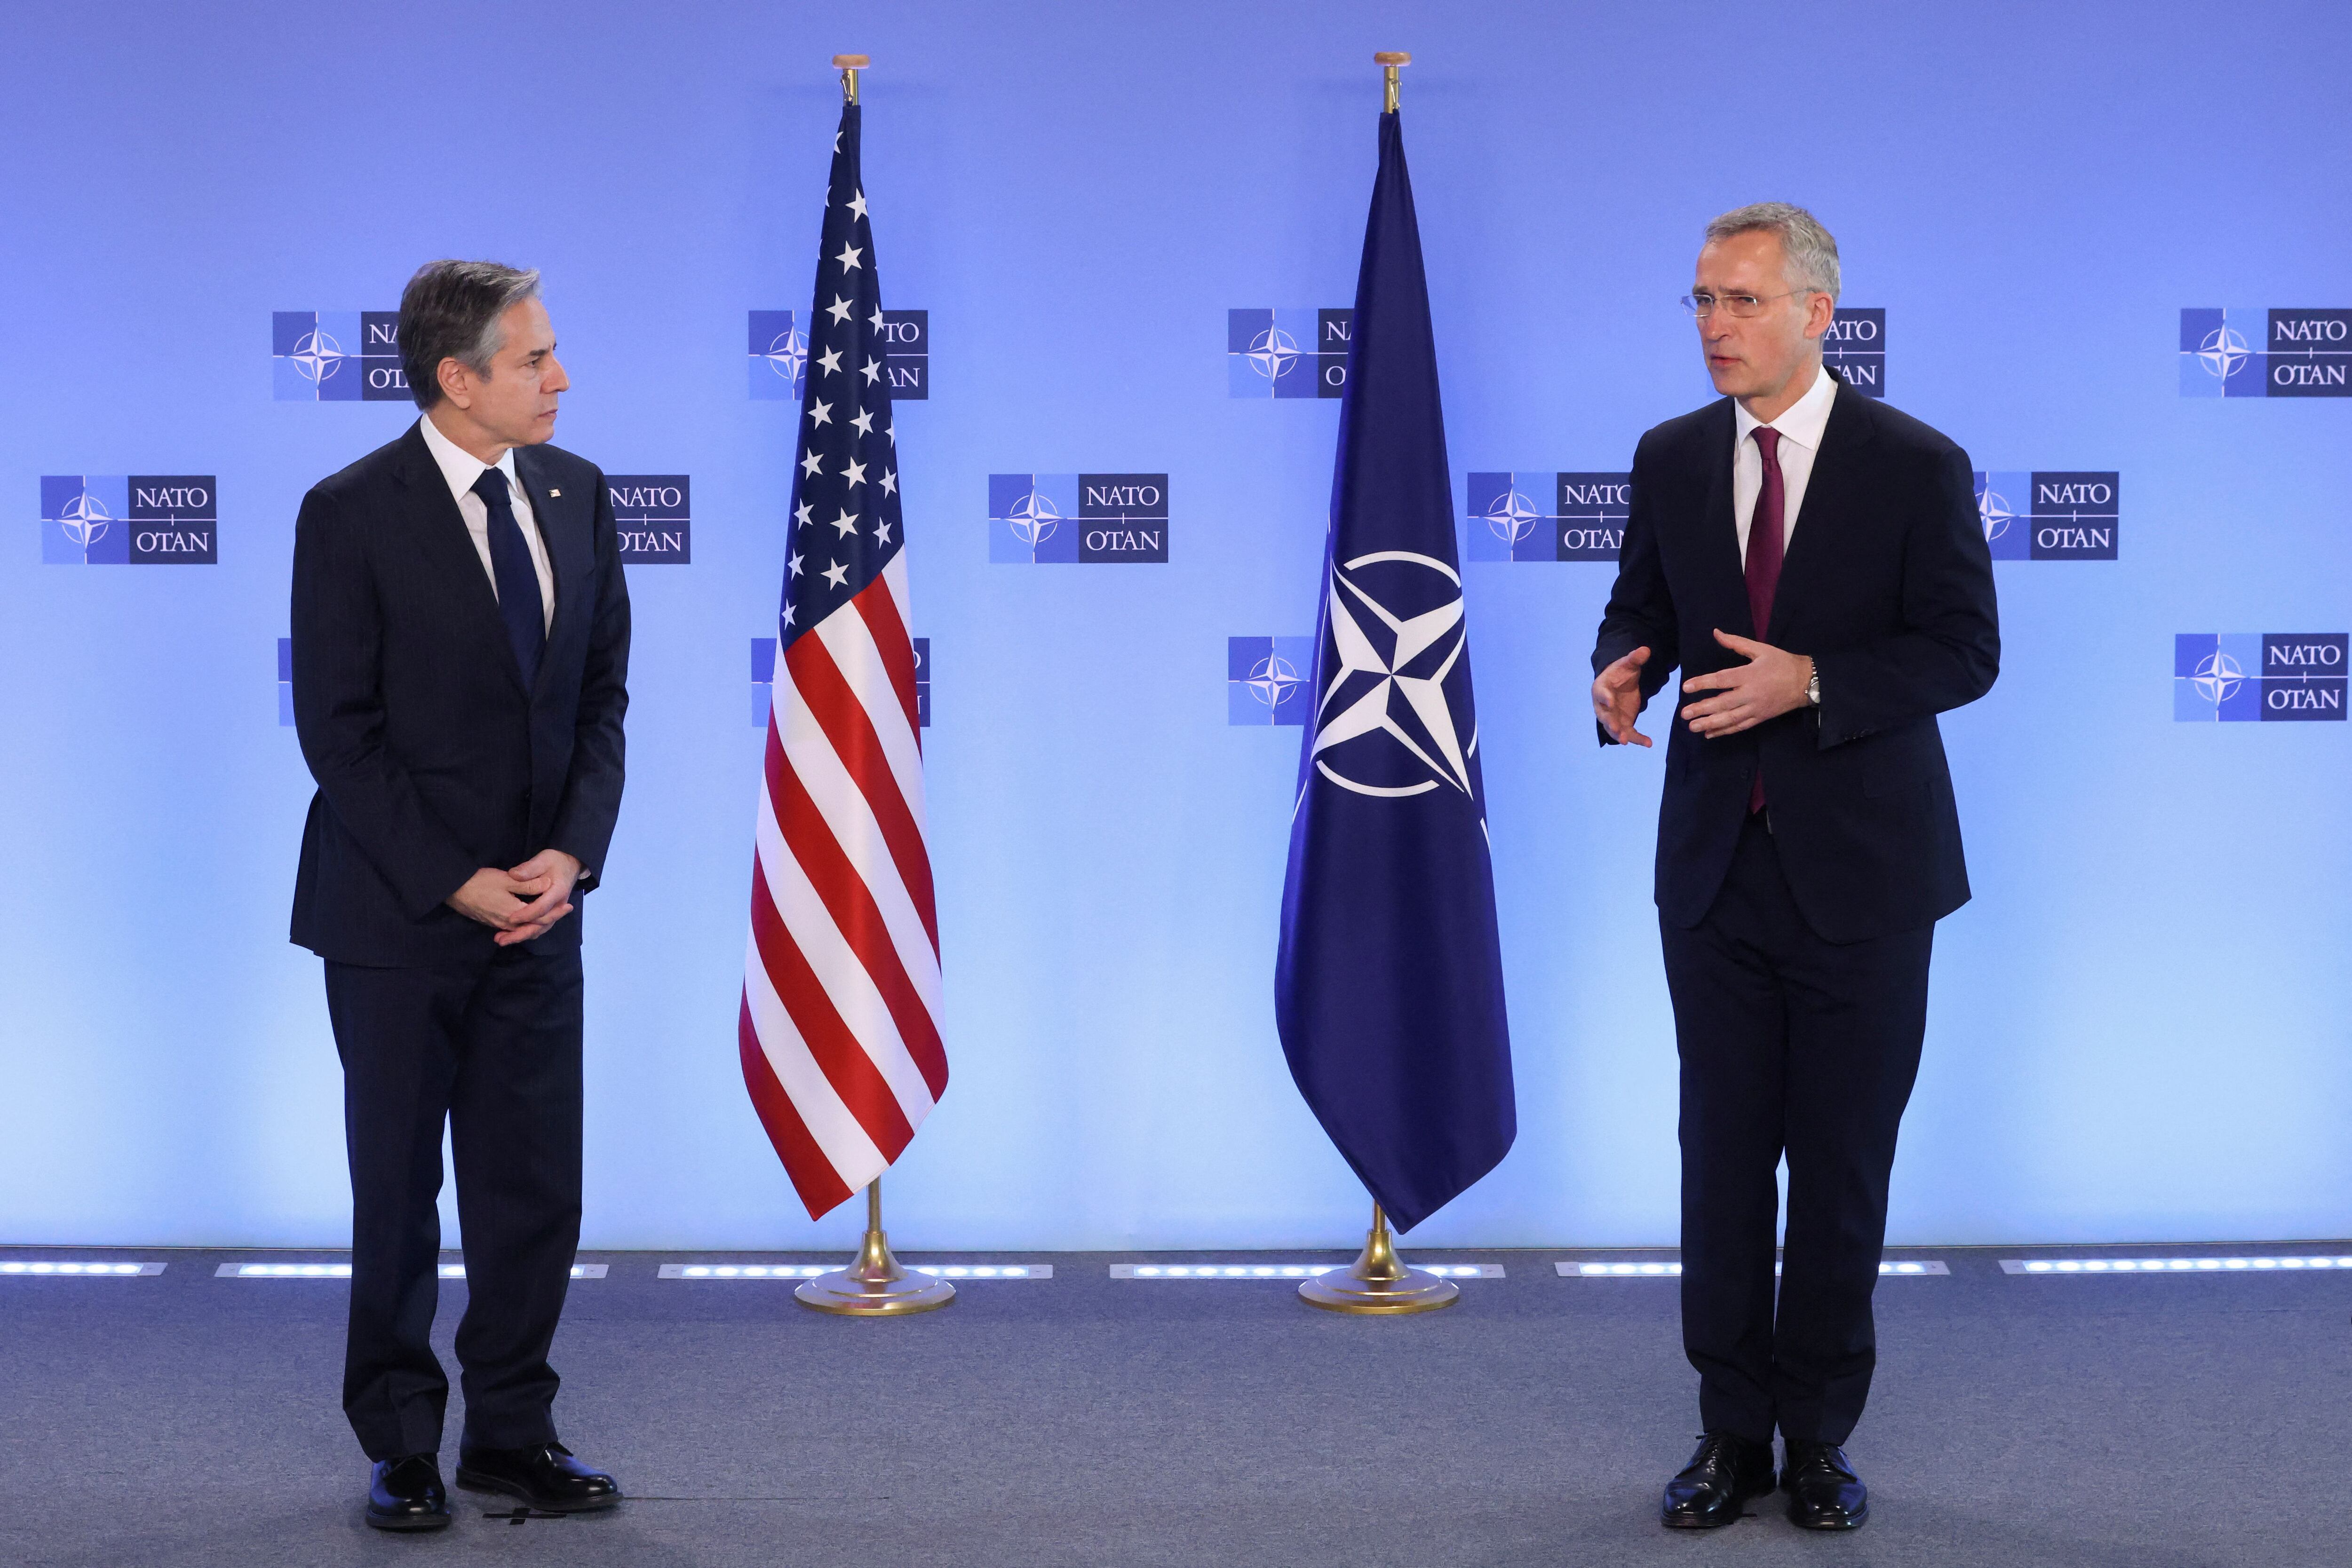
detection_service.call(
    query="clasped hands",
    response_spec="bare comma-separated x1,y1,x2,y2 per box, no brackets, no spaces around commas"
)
445,849,582,946
1591,630,1814,748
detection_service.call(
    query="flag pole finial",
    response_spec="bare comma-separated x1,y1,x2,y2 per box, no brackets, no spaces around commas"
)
794,1178,957,1315
833,54,869,104
1298,1198,1461,1315
1375,51,1410,113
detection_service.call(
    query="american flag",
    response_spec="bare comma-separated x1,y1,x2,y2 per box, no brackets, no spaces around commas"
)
740,100,946,1220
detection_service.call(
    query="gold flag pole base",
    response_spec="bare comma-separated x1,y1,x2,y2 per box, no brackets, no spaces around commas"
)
795,1179,955,1316
1298,1200,1459,1315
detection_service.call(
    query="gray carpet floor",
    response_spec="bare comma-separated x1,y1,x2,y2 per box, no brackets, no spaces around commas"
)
1,1244,2346,1567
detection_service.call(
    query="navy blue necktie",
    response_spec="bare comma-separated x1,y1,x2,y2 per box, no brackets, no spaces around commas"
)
471,466,545,688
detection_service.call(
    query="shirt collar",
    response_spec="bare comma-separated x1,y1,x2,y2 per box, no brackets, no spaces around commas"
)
1732,361,1839,453
416,412,521,507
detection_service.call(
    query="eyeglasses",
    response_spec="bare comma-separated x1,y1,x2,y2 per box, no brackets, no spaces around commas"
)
1679,289,1815,319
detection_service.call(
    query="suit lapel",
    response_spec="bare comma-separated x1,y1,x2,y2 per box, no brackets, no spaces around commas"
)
1765,375,1872,643
511,446,588,694
1693,399,1750,637
393,421,530,696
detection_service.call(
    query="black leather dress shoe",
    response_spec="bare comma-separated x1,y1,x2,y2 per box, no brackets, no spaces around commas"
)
1660,1432,1776,1528
455,1441,621,1512
366,1455,452,1531
1782,1441,1869,1529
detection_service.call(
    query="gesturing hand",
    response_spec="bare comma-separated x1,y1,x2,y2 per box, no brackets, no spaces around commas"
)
1592,646,1655,748
1679,629,1813,738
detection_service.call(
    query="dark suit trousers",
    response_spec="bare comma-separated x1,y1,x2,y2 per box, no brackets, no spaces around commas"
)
324,947,583,1460
1660,813,1931,1447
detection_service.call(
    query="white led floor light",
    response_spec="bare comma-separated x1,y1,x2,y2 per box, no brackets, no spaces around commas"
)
218,1263,605,1279
1560,1260,1949,1278
659,1263,1054,1280
0,1260,164,1277
2000,1255,2352,1276
1108,1263,1505,1279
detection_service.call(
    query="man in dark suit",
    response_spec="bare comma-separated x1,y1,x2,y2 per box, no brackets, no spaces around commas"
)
290,260,630,1530
1590,205,1998,1531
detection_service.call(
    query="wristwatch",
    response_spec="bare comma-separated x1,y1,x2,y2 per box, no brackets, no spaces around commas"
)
1805,665,1821,707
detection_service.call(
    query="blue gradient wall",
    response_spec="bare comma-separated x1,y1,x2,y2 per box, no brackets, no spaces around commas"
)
2,0,2346,1249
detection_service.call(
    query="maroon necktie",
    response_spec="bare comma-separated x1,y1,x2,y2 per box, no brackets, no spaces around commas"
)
1745,427,1785,814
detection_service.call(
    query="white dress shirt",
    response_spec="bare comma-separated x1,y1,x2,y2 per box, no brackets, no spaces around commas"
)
1730,363,1839,563
416,414,556,634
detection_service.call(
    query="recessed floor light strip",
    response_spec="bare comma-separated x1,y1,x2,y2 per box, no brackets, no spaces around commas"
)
1110,1263,1504,1279
218,1263,603,1279
659,1263,1054,1280
2001,1255,2352,1276
1560,1260,1949,1278
0,1260,164,1277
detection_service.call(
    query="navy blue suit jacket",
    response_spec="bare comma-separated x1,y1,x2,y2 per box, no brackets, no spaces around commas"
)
290,422,631,966
1592,374,1999,943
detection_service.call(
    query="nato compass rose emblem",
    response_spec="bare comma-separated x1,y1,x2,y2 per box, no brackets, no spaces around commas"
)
1244,324,1304,386
2194,323,2252,382
1977,479,2016,546
288,326,350,388
1006,487,1062,549
2191,648,2247,705
1308,551,1477,799
1480,485,1542,550
57,488,113,559
760,324,808,393
1245,650,1304,711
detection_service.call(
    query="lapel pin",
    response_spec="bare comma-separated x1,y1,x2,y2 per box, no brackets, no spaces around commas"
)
548,488,561,498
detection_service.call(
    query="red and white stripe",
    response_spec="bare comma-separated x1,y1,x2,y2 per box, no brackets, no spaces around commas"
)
740,553,946,1219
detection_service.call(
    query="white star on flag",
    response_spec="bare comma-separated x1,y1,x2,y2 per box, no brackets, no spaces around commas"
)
1311,567,1473,795
835,243,863,271
821,559,850,587
826,294,854,324
830,507,860,538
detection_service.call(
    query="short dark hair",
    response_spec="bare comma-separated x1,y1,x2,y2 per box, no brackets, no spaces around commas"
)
397,260,542,410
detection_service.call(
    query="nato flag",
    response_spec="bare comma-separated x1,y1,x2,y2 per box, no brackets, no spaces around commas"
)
1275,108,1515,1233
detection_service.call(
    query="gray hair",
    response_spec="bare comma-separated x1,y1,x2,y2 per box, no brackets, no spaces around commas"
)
397,259,542,409
1702,203,1841,302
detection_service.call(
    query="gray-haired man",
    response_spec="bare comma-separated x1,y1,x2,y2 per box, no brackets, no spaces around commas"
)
289,260,631,1528
1591,205,1999,1530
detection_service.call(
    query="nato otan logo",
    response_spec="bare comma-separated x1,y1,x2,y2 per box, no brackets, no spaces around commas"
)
1228,309,1351,398
273,312,407,401
1974,471,2118,561
1466,473,1628,562
2175,634,2345,721
988,474,1168,564
608,475,690,564
1228,636,1313,725
2180,309,2352,397
755,636,928,726
40,476,217,564
1820,308,1885,398
752,309,927,401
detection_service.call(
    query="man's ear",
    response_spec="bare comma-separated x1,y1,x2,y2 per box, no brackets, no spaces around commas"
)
437,357,471,410
1804,292,1837,343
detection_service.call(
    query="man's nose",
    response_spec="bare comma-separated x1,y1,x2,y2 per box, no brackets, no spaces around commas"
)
545,354,571,393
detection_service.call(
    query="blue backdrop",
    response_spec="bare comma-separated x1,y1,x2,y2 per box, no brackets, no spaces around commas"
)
3,0,2347,1251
